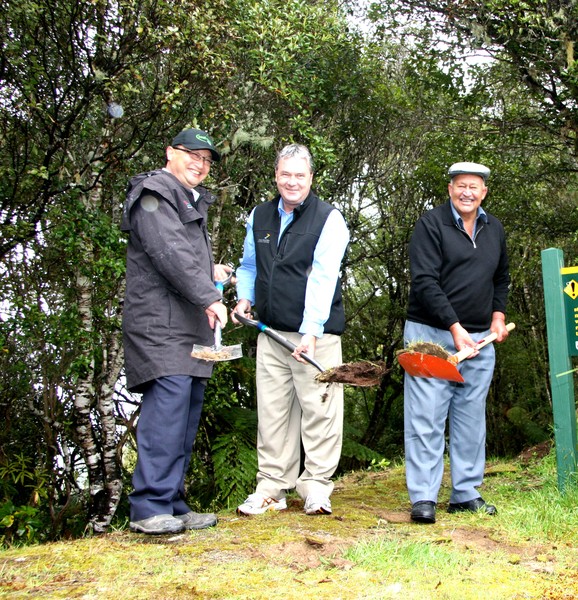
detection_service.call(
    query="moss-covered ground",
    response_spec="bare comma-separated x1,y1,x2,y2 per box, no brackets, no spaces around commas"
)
2,450,578,599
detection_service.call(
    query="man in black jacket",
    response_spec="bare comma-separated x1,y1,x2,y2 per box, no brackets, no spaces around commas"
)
233,144,349,516
121,128,230,534
404,162,510,525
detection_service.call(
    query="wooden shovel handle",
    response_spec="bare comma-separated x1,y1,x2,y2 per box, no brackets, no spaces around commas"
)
449,323,516,364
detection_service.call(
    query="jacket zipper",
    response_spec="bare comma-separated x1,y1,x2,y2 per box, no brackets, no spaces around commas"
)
455,221,484,248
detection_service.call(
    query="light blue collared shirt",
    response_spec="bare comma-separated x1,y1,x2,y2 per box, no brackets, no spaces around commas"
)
236,199,349,338
450,202,488,239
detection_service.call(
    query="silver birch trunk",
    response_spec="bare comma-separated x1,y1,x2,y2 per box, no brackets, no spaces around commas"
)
72,136,125,533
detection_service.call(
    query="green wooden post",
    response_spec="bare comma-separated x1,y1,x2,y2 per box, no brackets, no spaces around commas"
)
541,248,577,492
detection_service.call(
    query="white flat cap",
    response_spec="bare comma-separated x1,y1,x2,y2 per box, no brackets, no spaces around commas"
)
448,162,490,181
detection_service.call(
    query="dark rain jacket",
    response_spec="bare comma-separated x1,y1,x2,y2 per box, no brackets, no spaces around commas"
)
120,168,222,391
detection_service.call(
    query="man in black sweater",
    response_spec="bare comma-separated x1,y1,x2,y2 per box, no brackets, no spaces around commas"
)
404,162,510,524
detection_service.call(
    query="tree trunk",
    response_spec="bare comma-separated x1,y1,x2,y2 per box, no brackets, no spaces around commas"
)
72,141,125,533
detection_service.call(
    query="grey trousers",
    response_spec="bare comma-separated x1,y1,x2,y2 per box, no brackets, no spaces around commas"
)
403,320,496,505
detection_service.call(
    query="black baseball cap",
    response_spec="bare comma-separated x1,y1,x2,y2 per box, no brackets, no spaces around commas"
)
171,128,221,162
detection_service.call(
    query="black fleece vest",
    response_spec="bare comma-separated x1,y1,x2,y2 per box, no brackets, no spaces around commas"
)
252,192,345,334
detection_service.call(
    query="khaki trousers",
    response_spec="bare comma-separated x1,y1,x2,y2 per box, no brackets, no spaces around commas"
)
254,331,344,500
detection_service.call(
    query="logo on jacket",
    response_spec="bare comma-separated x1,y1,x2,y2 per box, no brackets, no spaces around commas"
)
257,233,271,244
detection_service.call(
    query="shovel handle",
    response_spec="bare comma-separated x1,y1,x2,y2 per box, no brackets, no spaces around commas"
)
214,320,222,348
233,312,325,372
212,281,225,348
451,322,516,363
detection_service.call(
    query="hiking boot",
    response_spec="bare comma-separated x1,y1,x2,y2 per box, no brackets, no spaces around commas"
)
304,494,332,515
236,493,287,516
129,514,185,535
175,511,218,530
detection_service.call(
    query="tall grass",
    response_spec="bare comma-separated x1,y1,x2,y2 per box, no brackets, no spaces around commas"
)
489,452,578,543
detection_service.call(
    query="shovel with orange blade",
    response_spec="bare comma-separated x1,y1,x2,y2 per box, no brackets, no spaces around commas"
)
397,323,515,383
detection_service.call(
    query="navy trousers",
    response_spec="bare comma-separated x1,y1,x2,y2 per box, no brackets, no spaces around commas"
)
129,375,206,521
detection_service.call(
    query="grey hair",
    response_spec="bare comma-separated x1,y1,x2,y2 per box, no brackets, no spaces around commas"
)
274,144,314,173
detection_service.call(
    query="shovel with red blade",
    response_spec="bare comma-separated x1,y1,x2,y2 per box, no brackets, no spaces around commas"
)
397,323,515,383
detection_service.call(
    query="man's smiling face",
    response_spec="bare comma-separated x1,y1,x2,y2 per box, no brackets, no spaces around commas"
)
448,173,487,220
165,146,212,188
275,156,313,212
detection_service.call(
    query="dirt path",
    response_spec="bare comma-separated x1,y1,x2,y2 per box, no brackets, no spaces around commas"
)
1,458,577,599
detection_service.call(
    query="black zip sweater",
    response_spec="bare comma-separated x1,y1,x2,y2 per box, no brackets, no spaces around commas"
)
406,200,510,332
252,191,345,334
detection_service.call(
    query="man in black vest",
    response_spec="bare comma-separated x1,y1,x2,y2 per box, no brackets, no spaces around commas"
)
233,144,350,516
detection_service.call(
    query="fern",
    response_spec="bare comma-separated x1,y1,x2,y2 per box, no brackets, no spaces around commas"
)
341,438,387,464
212,432,258,506
208,406,259,507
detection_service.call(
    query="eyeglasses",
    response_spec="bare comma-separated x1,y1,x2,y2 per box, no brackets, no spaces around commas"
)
173,147,214,166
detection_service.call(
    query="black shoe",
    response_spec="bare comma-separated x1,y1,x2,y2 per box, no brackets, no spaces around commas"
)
447,497,497,515
411,500,436,524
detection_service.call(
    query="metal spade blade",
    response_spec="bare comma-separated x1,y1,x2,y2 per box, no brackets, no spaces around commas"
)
191,320,243,362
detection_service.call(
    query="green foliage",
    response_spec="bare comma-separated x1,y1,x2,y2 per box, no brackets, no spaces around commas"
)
183,406,258,511
505,406,550,445
211,426,259,508
0,454,46,499
374,0,578,153
341,437,387,466
341,426,389,466
0,453,51,547
0,501,47,547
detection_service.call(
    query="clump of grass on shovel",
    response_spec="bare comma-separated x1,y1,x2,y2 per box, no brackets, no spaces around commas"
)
314,360,389,387
397,341,451,360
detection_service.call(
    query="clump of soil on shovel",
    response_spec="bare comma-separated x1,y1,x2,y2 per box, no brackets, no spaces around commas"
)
191,349,235,360
315,361,389,387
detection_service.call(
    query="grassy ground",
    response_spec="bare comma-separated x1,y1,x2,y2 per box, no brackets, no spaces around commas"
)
2,449,578,599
